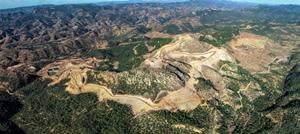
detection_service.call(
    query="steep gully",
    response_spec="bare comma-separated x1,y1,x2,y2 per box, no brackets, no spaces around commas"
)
47,34,235,116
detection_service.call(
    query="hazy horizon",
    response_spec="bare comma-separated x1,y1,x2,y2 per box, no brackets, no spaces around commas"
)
0,0,299,9
0,0,126,9
232,0,300,5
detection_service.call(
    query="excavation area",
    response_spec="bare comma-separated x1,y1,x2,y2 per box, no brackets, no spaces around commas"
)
36,33,292,115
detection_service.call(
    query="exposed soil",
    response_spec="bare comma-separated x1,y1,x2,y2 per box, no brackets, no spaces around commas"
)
228,32,292,72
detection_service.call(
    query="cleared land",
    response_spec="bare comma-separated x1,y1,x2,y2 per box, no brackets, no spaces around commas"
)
38,33,295,116
40,34,242,115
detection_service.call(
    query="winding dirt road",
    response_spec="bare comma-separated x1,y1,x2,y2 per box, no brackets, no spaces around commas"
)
48,34,236,115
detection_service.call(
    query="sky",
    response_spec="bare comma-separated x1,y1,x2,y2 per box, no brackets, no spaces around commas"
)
232,0,300,5
0,0,299,9
0,0,125,9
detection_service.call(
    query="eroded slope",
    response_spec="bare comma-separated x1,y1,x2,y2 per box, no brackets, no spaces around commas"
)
14,32,299,133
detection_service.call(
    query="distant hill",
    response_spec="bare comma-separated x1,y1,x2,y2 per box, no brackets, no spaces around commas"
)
0,1,300,133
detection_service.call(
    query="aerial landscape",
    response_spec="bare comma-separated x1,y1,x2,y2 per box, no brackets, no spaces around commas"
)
0,0,299,133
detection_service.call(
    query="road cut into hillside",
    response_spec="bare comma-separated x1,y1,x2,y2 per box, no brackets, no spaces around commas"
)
44,34,273,115
58,34,236,115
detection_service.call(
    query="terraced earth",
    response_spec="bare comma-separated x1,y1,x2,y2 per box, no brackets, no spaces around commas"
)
1,1,300,134
15,33,297,133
